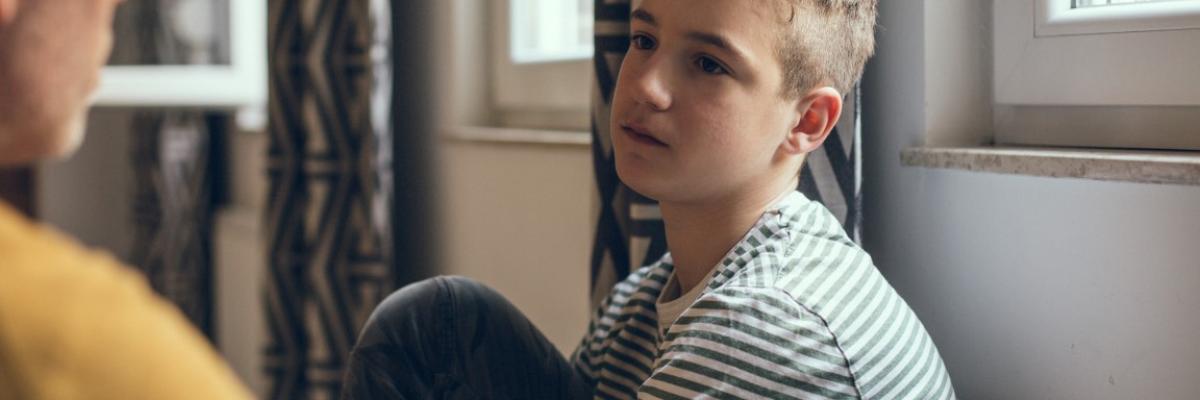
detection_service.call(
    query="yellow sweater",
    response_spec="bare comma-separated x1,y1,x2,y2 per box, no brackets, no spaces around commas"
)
0,202,252,399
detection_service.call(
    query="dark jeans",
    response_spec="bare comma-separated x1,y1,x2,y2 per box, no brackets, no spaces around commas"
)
341,276,593,400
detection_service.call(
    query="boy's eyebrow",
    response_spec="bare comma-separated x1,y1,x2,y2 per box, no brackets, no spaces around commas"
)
631,7,749,63
631,8,656,26
684,31,746,62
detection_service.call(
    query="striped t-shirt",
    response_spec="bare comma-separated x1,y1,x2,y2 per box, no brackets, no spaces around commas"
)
571,191,956,399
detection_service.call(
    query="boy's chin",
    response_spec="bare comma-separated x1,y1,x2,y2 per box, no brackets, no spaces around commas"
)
615,162,656,199
615,162,681,203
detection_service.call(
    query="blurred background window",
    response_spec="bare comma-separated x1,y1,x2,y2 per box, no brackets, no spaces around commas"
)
509,0,593,63
485,0,593,130
1075,0,1186,8
97,0,265,117
110,0,232,66
994,0,1200,150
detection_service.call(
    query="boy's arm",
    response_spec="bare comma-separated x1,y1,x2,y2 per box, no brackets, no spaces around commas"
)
639,286,861,400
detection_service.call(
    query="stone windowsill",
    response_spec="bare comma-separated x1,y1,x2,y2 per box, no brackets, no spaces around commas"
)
901,146,1200,186
438,131,1200,186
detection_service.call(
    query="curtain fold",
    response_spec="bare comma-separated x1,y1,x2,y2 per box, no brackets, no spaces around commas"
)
130,111,222,339
264,0,395,398
114,1,226,340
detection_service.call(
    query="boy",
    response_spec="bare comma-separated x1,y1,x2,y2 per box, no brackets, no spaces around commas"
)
0,0,252,398
343,0,955,399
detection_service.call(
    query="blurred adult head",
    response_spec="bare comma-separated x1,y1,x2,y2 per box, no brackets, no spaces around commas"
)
0,0,125,166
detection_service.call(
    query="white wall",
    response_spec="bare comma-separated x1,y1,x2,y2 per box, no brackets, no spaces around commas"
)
38,109,137,261
437,140,594,354
213,130,269,396
432,0,595,355
861,1,1200,399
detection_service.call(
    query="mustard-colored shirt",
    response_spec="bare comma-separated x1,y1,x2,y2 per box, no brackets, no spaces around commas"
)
0,202,252,399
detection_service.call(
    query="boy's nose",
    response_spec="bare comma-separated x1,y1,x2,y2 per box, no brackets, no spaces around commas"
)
630,60,672,112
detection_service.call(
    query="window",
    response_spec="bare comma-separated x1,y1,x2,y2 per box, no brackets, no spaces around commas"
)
510,0,593,63
994,0,1200,150
96,0,267,130
96,0,266,109
489,0,595,130
1036,0,1200,36
1078,0,1183,7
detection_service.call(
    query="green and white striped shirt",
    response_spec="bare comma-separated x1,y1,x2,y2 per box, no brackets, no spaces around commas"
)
572,191,955,399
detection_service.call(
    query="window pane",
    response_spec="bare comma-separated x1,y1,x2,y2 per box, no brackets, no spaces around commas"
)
510,0,593,63
1075,0,1191,8
110,0,232,66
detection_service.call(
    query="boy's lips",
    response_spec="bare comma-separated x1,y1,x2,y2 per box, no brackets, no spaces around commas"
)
620,122,668,148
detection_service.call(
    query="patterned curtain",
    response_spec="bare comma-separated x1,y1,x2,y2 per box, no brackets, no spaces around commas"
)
264,0,396,398
589,0,864,306
130,111,224,338
114,1,227,339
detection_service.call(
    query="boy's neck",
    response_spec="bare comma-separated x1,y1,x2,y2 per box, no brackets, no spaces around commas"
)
660,178,798,293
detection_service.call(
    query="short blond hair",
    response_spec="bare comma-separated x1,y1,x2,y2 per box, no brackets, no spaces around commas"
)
776,0,878,98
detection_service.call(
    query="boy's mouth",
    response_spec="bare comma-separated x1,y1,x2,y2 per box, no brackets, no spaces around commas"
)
620,122,668,148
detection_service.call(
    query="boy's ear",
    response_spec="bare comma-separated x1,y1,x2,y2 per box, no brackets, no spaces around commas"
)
0,0,16,26
781,87,843,155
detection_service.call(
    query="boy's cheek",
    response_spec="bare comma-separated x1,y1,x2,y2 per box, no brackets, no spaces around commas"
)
684,105,738,140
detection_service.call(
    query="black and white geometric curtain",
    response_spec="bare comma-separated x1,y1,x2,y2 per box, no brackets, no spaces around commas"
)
589,0,864,306
112,1,229,339
264,0,396,398
130,111,224,339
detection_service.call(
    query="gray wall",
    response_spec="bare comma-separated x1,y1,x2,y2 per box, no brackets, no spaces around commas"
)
437,139,593,354
38,109,137,261
861,1,1200,399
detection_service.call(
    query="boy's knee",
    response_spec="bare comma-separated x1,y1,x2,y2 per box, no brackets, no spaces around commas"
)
360,275,500,340
435,275,506,306
369,277,440,322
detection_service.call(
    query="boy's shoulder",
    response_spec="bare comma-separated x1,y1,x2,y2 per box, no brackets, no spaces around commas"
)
674,196,955,399
591,256,674,318
709,191,869,295
609,191,871,309
692,191,906,340
602,191,880,325
581,194,955,399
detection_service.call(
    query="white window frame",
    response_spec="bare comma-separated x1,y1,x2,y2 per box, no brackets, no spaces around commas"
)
509,0,594,64
1036,0,1200,36
93,0,267,110
994,0,1200,150
490,0,593,130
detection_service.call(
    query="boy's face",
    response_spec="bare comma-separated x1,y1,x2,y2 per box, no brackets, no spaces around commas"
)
611,0,802,204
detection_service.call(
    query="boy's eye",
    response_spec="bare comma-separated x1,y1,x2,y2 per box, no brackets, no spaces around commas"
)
631,34,656,50
696,56,728,75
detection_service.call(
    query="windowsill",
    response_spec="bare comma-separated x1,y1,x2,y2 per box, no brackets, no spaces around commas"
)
901,146,1200,186
442,125,592,147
